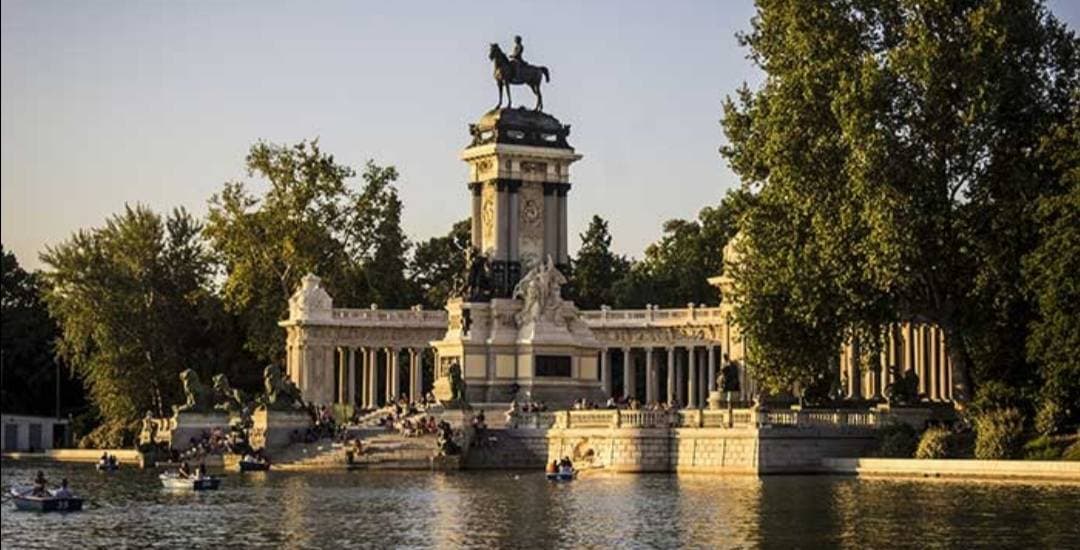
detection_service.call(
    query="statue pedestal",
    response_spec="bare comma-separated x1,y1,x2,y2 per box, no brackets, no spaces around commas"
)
169,412,231,451
249,408,312,451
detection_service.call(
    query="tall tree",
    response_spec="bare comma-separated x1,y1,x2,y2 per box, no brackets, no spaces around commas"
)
1,245,84,416
1023,103,1080,433
412,219,471,309
612,189,752,308
571,215,630,309
722,0,1077,400
206,140,413,361
40,206,247,446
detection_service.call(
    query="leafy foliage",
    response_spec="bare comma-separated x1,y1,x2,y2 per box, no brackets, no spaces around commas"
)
206,141,416,361
1,245,85,416
40,206,254,442
570,215,630,310
412,219,471,308
721,0,1078,400
974,408,1026,459
875,422,918,458
915,426,953,459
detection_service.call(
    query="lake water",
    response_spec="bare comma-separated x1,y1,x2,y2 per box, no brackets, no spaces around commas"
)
2,460,1079,549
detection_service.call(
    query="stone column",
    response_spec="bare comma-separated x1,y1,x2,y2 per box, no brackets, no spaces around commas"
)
645,347,656,404
930,327,941,401
621,347,633,400
707,345,716,392
508,185,520,264
849,337,862,399
675,348,685,406
557,187,569,266
687,346,698,408
470,183,482,249
543,184,557,260
385,348,398,403
666,347,676,404
337,347,347,404
408,348,421,403
347,347,356,406
600,348,612,397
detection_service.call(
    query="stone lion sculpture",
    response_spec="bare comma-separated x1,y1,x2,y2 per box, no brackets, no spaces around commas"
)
262,364,304,411
173,369,217,414
212,374,248,416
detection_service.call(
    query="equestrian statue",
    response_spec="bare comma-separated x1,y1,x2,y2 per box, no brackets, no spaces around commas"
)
489,35,550,111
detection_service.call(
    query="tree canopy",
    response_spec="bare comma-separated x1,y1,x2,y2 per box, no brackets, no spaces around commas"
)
1,245,84,417
40,206,253,446
206,140,415,362
722,0,1078,402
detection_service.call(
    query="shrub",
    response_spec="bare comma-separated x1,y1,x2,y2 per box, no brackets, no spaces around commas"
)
1034,399,1065,436
1063,439,1080,461
876,422,918,458
1022,435,1062,460
916,427,952,459
974,408,1026,460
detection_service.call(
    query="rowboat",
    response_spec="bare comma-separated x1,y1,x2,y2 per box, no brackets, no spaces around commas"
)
9,487,84,512
159,473,221,491
238,460,270,472
545,469,575,482
96,462,119,472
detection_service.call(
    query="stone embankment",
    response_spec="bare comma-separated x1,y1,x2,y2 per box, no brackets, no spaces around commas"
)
821,458,1080,481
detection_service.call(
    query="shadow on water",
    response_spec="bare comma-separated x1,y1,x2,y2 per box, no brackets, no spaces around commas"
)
2,460,1078,549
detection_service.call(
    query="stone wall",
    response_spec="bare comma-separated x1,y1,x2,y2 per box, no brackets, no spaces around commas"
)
465,428,549,469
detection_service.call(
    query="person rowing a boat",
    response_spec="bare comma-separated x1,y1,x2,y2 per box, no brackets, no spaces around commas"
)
545,460,558,476
177,461,193,479
31,470,49,496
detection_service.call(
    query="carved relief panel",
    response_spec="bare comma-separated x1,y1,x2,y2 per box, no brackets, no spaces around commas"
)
518,182,545,271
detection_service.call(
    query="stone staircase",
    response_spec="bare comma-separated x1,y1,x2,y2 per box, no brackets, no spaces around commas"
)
347,430,438,470
270,441,352,471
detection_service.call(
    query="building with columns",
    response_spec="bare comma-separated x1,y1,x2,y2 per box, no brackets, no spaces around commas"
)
279,107,956,409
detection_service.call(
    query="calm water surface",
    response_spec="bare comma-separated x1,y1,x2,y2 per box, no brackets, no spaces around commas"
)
2,460,1079,549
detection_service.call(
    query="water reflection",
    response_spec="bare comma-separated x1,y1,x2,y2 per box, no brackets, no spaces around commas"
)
2,461,1078,549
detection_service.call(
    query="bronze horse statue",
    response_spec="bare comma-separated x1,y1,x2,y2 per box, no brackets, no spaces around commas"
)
489,43,550,111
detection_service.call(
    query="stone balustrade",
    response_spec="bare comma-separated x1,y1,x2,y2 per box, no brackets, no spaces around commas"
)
580,304,726,327
550,407,899,431
330,308,448,327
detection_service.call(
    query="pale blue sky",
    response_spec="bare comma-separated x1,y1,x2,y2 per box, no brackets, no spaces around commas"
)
3,1,1078,270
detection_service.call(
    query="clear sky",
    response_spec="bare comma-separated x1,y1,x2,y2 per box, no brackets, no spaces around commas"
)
3,1,1078,270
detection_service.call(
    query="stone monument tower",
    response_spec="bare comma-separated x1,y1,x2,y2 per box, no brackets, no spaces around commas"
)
431,38,603,406
462,108,581,296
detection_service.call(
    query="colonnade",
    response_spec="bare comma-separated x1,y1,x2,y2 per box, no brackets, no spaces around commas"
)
840,322,953,401
287,344,433,408
598,345,757,408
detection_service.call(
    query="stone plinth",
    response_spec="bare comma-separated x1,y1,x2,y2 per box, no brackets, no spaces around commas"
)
249,408,312,451
169,412,231,451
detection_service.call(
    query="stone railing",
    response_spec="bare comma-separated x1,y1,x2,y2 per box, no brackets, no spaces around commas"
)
580,304,726,327
507,411,557,429
549,407,891,431
329,308,447,327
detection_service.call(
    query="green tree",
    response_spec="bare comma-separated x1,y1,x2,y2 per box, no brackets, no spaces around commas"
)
571,215,630,309
1,245,84,416
722,0,1078,399
40,206,248,445
412,219,471,308
206,140,414,361
349,161,417,308
1023,105,1080,433
612,189,751,308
